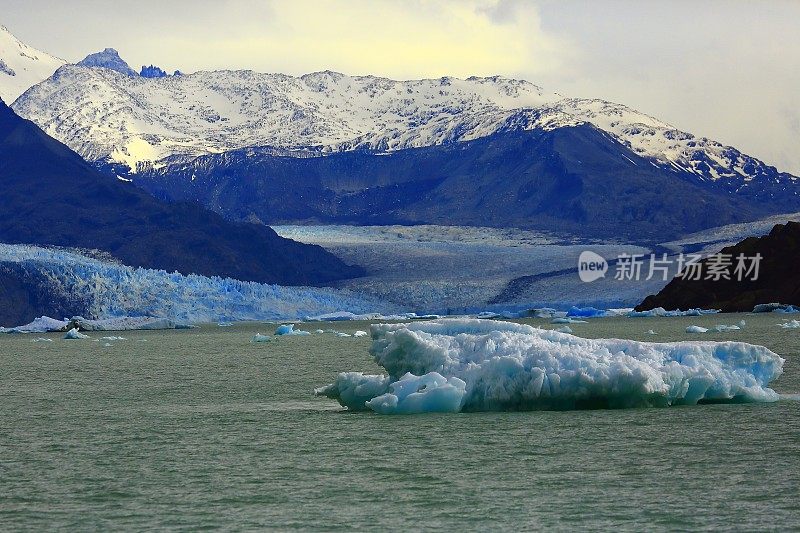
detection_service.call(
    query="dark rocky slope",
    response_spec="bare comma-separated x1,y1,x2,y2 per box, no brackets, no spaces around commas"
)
637,222,800,312
0,99,362,285
136,125,792,242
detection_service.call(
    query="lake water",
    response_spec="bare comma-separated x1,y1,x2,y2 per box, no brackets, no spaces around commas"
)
1,314,798,530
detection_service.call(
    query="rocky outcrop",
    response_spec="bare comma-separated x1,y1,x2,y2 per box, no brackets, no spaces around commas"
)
637,222,800,312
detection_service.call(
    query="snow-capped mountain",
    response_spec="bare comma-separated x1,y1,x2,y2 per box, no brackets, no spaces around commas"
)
12,64,792,187
0,25,65,103
76,48,137,76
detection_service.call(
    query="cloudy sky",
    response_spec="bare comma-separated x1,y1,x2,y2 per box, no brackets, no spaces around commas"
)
2,0,799,173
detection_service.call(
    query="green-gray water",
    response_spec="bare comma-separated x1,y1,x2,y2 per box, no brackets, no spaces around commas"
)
1,314,798,530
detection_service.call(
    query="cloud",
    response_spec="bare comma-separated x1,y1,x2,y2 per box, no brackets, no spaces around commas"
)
134,0,573,80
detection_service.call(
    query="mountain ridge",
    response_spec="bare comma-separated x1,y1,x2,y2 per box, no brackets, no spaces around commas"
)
13,63,797,193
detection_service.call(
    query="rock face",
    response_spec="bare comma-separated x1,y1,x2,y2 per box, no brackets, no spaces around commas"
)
0,98,362,285
637,222,800,312
77,48,137,76
136,125,779,241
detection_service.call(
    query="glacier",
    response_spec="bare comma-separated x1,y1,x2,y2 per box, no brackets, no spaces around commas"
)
315,319,784,414
0,243,392,328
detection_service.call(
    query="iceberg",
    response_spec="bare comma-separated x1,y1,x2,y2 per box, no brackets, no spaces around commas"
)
753,303,800,314
275,324,311,336
63,328,89,340
566,306,610,318
354,330,369,337
688,321,746,334
2,316,69,334
778,320,800,329
66,316,179,331
552,317,587,324
252,333,273,342
364,372,466,415
316,319,784,413
529,308,563,319
627,308,720,318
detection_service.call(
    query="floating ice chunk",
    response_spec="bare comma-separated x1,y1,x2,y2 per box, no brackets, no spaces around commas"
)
32,337,53,342
686,326,709,333
567,306,609,318
364,372,466,415
529,308,558,319
646,330,657,335
99,336,126,342
103,343,113,347
304,311,381,321
753,303,800,314
317,319,783,413
336,332,352,337
354,330,368,337
314,329,325,334
252,333,273,342
66,316,177,331
218,322,234,327
710,324,741,332
2,316,69,334
778,320,800,329
314,372,391,411
64,328,90,340
276,324,295,335
555,326,573,334
275,324,311,336
552,317,586,324
628,308,720,318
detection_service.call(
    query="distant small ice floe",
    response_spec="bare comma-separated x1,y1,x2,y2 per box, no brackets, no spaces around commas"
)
252,333,273,343
63,328,90,340
778,320,800,329
629,307,720,318
646,330,657,335
552,317,586,324
687,320,745,334
753,303,800,314
275,324,311,336
353,330,368,337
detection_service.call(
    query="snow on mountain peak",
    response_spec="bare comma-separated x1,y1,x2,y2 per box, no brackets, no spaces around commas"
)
10,59,793,185
0,25,65,103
